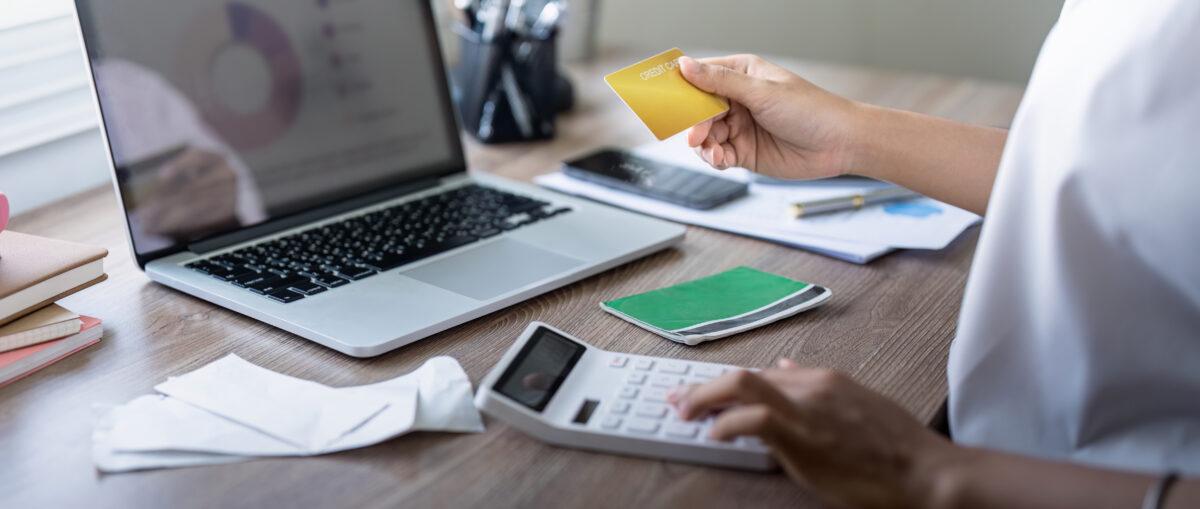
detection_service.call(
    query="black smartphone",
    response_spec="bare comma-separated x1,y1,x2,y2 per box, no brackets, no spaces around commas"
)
562,148,748,210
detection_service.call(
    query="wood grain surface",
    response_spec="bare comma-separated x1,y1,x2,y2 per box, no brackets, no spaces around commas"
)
0,49,1023,508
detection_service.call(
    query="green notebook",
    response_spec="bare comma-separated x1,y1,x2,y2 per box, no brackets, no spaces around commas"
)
601,266,832,346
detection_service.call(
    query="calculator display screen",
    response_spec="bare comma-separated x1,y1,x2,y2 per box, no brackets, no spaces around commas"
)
494,327,586,412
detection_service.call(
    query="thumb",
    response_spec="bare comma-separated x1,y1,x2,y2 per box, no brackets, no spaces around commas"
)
679,56,758,104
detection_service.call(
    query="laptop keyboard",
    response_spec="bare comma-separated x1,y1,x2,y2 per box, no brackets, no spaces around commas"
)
185,184,572,303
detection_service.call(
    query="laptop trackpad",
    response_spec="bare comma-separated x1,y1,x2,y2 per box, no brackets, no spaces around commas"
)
402,238,584,301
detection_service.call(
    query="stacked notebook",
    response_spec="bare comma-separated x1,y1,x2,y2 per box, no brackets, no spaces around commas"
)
0,231,108,387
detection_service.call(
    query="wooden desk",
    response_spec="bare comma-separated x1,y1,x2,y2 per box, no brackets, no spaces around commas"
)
1,50,1023,508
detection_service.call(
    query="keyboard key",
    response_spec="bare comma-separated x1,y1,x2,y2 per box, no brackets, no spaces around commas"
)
609,401,631,415
633,359,655,371
202,265,240,279
650,375,683,388
360,251,415,271
664,422,701,439
288,280,327,295
625,419,660,434
601,417,622,430
185,261,216,274
230,272,266,287
473,227,502,238
694,365,725,378
635,404,669,419
266,288,304,303
246,275,306,295
626,372,647,385
435,234,478,251
313,275,349,288
609,356,629,368
334,266,377,280
618,387,639,399
658,361,689,375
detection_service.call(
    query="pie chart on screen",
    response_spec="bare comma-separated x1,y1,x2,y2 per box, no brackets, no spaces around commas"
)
181,2,303,151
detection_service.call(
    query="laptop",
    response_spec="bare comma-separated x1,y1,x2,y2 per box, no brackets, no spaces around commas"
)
72,0,684,357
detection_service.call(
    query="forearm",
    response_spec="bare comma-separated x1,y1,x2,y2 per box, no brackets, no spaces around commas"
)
918,446,1200,509
847,104,1007,215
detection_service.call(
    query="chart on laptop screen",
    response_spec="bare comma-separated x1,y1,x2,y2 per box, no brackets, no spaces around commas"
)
82,0,459,255
180,2,304,151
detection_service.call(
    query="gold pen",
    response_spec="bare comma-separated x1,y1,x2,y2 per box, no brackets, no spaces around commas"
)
790,187,921,218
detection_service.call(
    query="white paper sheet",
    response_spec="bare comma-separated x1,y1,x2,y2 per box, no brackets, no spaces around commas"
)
94,355,484,473
539,172,890,263
536,138,979,263
632,139,981,249
154,355,390,451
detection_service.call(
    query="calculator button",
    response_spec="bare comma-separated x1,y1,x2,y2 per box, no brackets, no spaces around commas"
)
737,436,766,449
609,401,631,415
619,387,639,399
635,404,669,419
601,417,623,430
633,359,655,371
658,361,689,375
650,375,683,388
664,422,700,439
694,365,725,378
642,388,669,402
626,373,647,385
609,356,629,368
626,419,660,434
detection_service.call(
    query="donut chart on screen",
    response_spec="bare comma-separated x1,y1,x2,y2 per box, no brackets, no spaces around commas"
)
182,2,302,151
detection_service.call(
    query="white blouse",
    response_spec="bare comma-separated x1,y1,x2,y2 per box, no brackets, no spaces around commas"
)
948,0,1200,474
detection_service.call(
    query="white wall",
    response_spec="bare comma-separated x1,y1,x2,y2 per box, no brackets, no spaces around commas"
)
0,0,1064,215
0,0,108,216
0,130,112,214
596,0,1064,83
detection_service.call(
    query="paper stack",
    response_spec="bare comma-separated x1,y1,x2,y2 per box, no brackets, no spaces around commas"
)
536,139,981,263
94,355,485,473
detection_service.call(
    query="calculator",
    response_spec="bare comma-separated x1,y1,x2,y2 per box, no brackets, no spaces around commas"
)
475,322,775,471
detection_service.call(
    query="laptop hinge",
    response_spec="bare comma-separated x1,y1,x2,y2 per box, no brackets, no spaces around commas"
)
188,177,443,254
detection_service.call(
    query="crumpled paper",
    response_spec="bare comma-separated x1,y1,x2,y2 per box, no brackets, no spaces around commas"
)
93,355,483,473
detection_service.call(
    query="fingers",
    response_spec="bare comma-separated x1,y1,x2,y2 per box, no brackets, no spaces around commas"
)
696,143,714,167
687,119,713,147
719,142,737,168
671,369,788,420
708,119,730,146
679,56,760,104
695,55,755,73
695,139,735,170
697,139,737,170
690,112,737,167
708,404,782,442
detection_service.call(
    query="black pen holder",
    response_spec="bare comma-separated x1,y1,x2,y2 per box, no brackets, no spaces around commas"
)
452,24,562,144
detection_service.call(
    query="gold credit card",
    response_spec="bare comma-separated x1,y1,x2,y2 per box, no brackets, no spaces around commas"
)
605,48,729,141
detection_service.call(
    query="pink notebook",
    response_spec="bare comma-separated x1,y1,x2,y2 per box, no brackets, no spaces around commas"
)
0,315,102,387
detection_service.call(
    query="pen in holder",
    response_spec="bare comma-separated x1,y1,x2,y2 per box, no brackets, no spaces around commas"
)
452,22,563,144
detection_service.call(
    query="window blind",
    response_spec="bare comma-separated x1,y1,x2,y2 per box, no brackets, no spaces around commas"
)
0,1,97,158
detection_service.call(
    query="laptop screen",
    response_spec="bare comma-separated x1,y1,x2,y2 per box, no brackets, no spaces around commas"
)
76,0,464,263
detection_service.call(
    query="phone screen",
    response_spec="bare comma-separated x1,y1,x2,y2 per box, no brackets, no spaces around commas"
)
564,148,748,210
567,149,660,185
